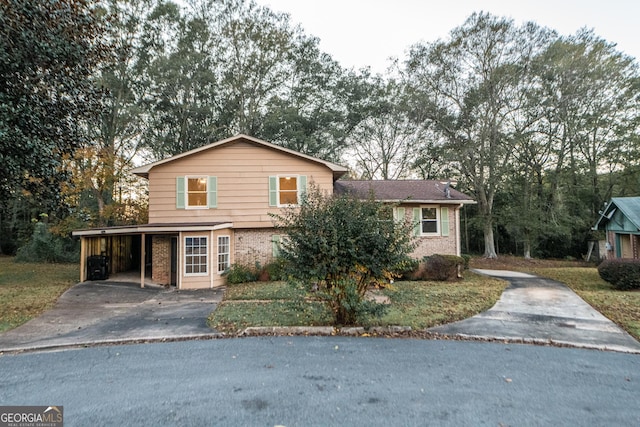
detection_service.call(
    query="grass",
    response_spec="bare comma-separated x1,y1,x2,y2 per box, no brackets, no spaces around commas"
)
524,267,640,340
208,272,507,334
0,256,79,332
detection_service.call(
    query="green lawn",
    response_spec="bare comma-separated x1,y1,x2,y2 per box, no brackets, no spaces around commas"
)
524,267,640,340
208,272,507,334
0,257,79,332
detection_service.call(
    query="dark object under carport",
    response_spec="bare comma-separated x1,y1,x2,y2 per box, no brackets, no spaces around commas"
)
87,255,110,280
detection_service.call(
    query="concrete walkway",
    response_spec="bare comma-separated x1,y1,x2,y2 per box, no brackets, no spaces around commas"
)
429,269,640,353
0,281,223,353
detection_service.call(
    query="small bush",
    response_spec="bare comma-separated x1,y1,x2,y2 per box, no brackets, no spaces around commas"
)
223,263,259,284
598,259,640,290
395,257,420,280
264,258,287,281
461,254,471,270
412,254,464,281
319,277,387,325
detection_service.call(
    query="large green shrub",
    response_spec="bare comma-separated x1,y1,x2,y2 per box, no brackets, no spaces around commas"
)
273,185,415,325
598,259,640,290
15,222,79,263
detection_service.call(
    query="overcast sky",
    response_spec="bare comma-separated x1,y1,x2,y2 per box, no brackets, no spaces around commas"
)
257,0,640,74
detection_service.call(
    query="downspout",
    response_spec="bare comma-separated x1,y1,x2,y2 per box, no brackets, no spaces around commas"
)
210,230,215,289
178,232,182,289
456,204,463,257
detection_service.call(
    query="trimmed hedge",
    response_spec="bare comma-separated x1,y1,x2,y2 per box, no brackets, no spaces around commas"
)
412,254,465,281
597,259,640,290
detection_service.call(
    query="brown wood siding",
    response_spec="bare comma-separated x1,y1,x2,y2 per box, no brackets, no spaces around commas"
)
82,235,133,275
148,141,335,228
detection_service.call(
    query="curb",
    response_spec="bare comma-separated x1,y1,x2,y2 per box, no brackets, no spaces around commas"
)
0,332,224,355
239,325,413,337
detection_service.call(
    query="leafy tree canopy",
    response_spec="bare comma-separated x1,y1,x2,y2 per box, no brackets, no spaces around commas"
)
0,0,108,207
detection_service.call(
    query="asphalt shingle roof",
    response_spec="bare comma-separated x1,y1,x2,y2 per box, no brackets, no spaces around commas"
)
333,180,475,204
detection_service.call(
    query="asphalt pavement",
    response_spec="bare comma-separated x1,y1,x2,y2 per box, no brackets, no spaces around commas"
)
1,337,639,426
0,281,223,353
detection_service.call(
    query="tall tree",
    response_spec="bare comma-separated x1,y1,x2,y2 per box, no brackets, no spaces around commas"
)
403,13,553,258
142,0,222,157
63,0,154,227
0,0,108,249
347,78,427,179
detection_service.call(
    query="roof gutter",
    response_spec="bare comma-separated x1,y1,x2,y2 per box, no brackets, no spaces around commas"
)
72,223,234,237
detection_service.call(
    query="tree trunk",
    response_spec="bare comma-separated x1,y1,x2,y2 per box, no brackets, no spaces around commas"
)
523,239,531,259
483,220,497,258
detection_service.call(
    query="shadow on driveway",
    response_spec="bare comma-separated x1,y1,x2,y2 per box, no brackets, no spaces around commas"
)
0,281,223,353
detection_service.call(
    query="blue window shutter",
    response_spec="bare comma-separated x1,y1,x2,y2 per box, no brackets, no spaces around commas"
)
269,176,277,206
412,208,421,237
441,207,449,236
298,175,307,203
208,176,217,208
176,177,185,209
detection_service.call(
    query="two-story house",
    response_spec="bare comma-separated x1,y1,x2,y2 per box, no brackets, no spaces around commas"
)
73,134,474,289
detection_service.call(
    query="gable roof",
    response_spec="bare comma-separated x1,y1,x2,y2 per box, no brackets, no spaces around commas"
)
334,180,475,204
593,197,640,230
130,134,349,180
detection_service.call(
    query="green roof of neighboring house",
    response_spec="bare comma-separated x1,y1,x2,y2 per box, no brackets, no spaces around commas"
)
593,197,640,231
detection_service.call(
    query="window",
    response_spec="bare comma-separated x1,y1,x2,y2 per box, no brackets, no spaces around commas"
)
421,207,439,235
176,176,217,209
279,176,298,205
393,207,406,223
185,237,207,275
217,235,230,273
269,175,307,207
187,177,208,207
412,206,450,237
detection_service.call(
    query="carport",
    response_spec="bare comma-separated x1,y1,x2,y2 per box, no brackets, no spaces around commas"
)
72,222,231,289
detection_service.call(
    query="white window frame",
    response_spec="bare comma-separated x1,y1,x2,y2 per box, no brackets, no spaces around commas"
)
185,236,208,276
277,175,299,207
186,175,209,209
217,235,230,274
420,205,440,236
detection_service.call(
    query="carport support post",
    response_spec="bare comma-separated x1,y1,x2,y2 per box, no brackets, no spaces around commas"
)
80,237,87,282
140,233,145,288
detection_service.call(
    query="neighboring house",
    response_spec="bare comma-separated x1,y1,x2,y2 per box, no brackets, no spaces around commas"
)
593,197,640,259
73,134,474,289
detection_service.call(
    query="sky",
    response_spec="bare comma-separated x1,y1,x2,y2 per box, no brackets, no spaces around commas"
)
257,0,640,74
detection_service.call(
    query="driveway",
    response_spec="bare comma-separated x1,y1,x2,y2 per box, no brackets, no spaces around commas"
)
429,269,640,353
2,269,639,354
0,281,223,353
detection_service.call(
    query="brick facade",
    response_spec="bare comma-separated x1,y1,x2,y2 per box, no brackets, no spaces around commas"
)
234,228,278,267
152,235,171,285
411,236,457,259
